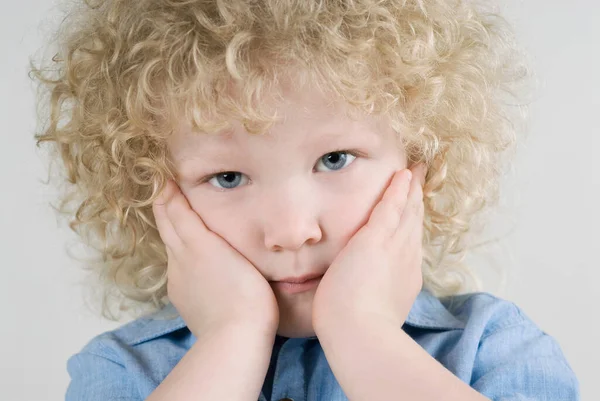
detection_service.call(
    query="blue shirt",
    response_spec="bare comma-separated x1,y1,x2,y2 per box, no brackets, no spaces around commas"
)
65,289,580,400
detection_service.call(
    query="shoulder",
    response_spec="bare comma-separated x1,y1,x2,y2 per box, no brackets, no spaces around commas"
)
406,288,529,334
65,304,190,400
440,291,531,335
455,293,580,398
407,289,568,356
73,303,189,363
408,290,580,399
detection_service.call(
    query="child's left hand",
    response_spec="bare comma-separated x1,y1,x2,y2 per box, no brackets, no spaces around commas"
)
312,163,428,332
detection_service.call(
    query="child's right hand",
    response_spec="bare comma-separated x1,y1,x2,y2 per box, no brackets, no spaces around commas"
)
152,179,280,340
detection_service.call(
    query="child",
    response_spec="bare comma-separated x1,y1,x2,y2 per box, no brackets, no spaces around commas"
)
31,0,579,400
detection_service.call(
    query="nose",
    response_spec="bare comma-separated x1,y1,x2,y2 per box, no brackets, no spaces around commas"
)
261,185,323,252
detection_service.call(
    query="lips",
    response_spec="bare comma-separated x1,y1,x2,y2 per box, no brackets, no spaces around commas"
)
270,275,323,294
272,272,324,284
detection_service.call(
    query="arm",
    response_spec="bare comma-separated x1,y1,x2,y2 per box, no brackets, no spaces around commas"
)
316,317,490,401
147,325,275,401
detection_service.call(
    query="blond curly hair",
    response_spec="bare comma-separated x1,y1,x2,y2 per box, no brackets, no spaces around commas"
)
30,0,533,320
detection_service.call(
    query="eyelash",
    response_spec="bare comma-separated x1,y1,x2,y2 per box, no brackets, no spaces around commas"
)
197,148,364,188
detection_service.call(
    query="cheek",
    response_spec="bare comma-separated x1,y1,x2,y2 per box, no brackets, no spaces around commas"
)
185,197,260,271
322,179,386,246
184,191,247,246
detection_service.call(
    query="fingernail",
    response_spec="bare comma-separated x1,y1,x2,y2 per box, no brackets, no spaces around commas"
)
406,170,413,183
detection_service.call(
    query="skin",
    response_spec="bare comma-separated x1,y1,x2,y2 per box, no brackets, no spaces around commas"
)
167,82,408,338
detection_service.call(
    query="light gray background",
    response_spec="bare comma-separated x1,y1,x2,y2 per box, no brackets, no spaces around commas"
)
1,1,597,400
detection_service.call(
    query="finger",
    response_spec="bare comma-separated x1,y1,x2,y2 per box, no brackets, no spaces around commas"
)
410,162,428,189
152,179,183,250
394,196,424,247
365,169,413,240
163,179,210,248
393,163,426,241
165,244,174,260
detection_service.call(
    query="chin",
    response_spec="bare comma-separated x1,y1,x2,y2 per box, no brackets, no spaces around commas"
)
276,319,317,338
274,292,318,338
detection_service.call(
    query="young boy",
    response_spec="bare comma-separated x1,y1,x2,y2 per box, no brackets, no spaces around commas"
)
31,0,579,400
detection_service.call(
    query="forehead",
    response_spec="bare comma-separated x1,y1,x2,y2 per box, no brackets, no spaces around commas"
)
167,80,395,172
170,107,386,150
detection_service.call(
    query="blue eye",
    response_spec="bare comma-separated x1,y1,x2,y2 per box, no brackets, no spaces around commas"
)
208,172,248,190
315,151,357,172
204,150,360,190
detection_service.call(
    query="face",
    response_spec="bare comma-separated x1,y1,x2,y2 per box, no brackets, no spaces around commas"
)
168,83,407,338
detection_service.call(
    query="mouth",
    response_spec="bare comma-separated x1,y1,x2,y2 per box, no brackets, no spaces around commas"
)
270,275,323,294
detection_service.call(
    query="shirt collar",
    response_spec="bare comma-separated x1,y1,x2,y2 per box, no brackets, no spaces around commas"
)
404,287,465,330
125,287,464,345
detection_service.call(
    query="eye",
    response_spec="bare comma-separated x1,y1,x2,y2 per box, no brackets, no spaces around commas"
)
202,149,361,191
207,172,249,190
315,150,358,172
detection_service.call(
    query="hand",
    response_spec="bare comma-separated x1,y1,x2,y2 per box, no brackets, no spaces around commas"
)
152,179,279,339
312,163,428,331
